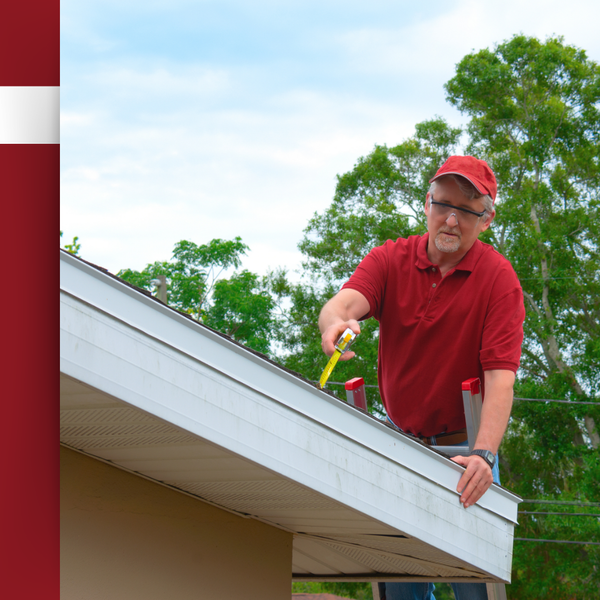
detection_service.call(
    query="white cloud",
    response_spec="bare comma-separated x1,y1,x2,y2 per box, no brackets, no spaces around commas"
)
331,0,600,81
89,65,231,98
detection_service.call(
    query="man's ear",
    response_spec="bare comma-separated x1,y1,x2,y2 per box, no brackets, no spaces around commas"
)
424,193,431,215
480,210,495,232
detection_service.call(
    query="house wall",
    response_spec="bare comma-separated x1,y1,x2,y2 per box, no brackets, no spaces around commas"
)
60,447,293,600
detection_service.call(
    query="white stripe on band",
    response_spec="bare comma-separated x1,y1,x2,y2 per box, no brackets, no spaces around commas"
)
0,86,59,144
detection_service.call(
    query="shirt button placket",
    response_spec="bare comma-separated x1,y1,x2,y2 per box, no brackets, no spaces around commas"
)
426,267,441,309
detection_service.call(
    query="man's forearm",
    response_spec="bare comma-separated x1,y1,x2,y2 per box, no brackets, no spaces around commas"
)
318,296,352,333
475,369,515,454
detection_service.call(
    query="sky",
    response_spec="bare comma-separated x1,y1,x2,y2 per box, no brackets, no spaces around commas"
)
60,0,600,280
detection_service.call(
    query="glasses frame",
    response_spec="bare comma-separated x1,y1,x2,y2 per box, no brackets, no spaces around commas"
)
430,195,487,219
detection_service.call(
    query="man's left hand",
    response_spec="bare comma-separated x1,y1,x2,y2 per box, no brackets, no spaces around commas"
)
451,454,494,508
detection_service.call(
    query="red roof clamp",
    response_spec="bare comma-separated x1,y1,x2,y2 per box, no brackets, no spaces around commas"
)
345,377,365,391
461,377,480,395
345,377,367,411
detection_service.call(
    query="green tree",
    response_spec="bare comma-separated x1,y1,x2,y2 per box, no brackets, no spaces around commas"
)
117,237,249,320
60,230,81,256
118,237,283,357
291,580,373,599
445,35,600,598
204,270,276,355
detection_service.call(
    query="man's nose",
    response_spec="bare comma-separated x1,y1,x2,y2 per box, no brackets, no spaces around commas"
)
446,212,459,228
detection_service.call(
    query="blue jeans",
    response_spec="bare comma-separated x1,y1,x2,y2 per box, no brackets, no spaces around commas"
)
380,580,489,599
381,432,500,600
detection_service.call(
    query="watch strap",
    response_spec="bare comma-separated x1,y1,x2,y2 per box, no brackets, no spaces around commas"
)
469,449,495,469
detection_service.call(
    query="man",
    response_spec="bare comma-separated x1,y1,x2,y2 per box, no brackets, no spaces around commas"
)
318,156,525,600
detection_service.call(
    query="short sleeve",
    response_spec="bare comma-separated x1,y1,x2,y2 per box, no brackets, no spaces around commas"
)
479,272,525,373
341,244,390,321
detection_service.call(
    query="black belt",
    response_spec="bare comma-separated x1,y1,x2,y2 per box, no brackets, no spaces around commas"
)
418,428,468,446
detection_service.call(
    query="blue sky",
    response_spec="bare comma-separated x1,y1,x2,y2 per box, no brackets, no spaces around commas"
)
60,0,600,279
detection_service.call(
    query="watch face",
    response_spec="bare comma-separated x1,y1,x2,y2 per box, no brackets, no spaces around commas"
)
485,450,494,462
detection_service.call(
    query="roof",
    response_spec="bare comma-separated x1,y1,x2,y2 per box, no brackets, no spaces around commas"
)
60,249,520,583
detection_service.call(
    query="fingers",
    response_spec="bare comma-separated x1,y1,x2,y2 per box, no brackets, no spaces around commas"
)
321,328,339,356
321,320,361,357
451,455,493,508
346,320,361,335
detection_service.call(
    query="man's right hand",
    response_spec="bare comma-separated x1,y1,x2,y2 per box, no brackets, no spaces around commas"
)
321,320,361,360
318,288,370,360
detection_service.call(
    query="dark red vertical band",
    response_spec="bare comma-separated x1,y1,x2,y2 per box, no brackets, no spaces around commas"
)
1,145,60,598
0,1,60,597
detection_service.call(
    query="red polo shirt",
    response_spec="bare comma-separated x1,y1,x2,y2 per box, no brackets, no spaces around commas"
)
342,234,524,436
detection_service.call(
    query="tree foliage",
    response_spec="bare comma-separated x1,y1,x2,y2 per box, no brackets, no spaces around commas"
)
118,237,249,320
446,35,600,414
291,580,374,599
204,270,276,355
60,230,81,256
117,237,284,357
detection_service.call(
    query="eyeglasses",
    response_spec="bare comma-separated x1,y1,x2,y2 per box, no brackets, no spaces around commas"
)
430,195,486,226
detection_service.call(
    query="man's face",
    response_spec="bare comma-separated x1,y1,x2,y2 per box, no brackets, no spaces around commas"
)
424,177,494,256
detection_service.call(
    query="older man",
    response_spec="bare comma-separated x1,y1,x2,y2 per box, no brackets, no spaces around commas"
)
318,156,524,600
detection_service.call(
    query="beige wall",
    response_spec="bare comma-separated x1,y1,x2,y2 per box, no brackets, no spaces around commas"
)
61,447,293,600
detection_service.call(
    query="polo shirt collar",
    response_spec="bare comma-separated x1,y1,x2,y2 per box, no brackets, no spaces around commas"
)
415,233,483,272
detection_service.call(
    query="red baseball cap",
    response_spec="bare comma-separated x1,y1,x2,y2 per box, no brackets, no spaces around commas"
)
429,155,497,202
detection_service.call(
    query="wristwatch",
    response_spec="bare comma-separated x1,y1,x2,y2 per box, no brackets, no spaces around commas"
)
470,449,495,469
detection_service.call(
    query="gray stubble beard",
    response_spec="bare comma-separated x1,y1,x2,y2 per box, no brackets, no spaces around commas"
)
434,230,461,253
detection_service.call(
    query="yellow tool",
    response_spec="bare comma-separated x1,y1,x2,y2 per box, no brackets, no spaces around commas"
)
319,328,357,389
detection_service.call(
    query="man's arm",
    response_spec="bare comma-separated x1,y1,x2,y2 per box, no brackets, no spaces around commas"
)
319,289,370,361
451,369,515,508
